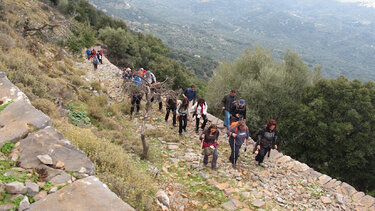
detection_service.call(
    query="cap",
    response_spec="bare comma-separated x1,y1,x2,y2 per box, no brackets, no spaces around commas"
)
239,99,245,106
230,89,236,93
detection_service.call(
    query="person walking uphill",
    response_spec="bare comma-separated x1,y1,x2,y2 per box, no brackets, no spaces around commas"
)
231,99,246,122
200,124,220,170
86,48,91,60
177,98,190,135
130,71,143,117
192,98,208,133
182,85,197,115
227,118,250,169
222,90,237,129
165,96,177,126
255,120,278,166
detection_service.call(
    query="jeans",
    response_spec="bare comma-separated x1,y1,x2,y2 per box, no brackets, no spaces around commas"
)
196,114,208,132
203,148,218,168
179,115,187,134
224,110,231,129
165,108,176,125
228,138,242,164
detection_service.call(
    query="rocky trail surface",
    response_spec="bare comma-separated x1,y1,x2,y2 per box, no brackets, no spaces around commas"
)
76,53,375,210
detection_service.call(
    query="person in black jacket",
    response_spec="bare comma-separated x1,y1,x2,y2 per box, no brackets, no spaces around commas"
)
230,99,246,123
221,90,237,129
165,97,177,126
255,120,278,166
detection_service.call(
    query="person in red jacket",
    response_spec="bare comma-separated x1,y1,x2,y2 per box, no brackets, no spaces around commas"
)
200,124,220,170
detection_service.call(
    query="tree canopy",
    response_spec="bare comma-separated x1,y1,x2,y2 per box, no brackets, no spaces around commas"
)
280,76,375,194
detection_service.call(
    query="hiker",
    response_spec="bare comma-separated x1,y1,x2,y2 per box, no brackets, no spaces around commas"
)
90,48,97,59
255,120,278,166
130,72,143,117
182,85,197,117
144,70,156,85
92,57,99,70
177,98,190,135
122,68,133,82
230,99,246,122
200,124,220,170
97,51,103,64
151,83,163,111
222,90,237,129
86,48,91,60
192,98,208,133
99,49,104,56
165,96,177,126
227,118,250,169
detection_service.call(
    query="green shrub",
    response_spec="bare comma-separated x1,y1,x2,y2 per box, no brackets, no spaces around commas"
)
1,142,14,155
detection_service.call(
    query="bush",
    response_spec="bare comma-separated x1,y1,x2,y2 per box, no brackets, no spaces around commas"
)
54,120,157,210
90,81,101,91
32,98,59,118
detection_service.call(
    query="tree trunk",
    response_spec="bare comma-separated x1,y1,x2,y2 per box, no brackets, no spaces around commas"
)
140,87,152,159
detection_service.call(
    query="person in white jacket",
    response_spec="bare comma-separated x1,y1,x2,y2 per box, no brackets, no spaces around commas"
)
192,98,208,133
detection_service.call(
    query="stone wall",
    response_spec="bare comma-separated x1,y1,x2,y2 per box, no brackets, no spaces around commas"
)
206,113,375,210
0,72,134,211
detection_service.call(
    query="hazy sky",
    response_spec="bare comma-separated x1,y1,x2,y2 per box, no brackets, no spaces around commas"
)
336,0,375,7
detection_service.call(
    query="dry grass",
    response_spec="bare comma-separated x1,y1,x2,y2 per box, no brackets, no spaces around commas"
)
32,98,59,118
54,120,157,210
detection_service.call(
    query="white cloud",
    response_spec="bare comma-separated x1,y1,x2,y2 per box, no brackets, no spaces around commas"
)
336,0,375,8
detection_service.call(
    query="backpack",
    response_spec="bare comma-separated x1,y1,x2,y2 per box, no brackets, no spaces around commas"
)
133,76,142,87
229,121,247,133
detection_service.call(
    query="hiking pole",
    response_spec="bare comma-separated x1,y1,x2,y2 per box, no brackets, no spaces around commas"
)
233,139,236,168
215,109,223,125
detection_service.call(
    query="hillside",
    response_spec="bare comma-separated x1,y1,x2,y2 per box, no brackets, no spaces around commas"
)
1,0,374,210
90,0,375,81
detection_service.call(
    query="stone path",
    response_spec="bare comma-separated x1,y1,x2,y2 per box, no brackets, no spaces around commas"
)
75,52,375,211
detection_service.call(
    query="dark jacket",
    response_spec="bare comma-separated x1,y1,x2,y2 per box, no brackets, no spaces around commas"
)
183,88,197,101
222,94,236,111
230,102,246,120
257,125,278,148
166,98,177,109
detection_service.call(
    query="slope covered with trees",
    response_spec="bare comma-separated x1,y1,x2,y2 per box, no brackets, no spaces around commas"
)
280,77,375,195
54,0,206,91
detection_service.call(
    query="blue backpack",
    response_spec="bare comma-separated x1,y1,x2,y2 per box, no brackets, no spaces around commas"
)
133,76,142,87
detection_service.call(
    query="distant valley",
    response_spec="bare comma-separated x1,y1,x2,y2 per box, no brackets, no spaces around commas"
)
90,0,375,80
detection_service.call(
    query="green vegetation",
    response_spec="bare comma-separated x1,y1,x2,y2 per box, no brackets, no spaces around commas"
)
41,181,54,192
67,104,91,126
206,46,320,133
0,142,14,155
0,100,13,112
51,0,205,91
91,0,375,81
280,76,375,195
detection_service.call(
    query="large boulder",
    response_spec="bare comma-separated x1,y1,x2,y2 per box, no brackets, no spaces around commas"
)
0,73,51,145
29,176,135,211
16,127,95,175
0,100,51,146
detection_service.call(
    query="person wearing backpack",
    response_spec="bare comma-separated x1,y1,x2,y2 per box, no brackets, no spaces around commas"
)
255,120,278,166
144,70,156,84
182,85,197,117
165,96,177,127
122,68,133,81
97,52,103,64
151,83,163,111
221,90,237,129
192,98,208,133
86,48,91,60
92,57,99,70
177,98,190,135
130,72,143,117
200,124,220,170
227,118,250,169
230,99,246,123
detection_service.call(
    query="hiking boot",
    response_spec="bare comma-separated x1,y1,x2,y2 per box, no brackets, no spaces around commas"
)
195,129,199,134
203,163,208,167
232,163,236,169
212,166,218,171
